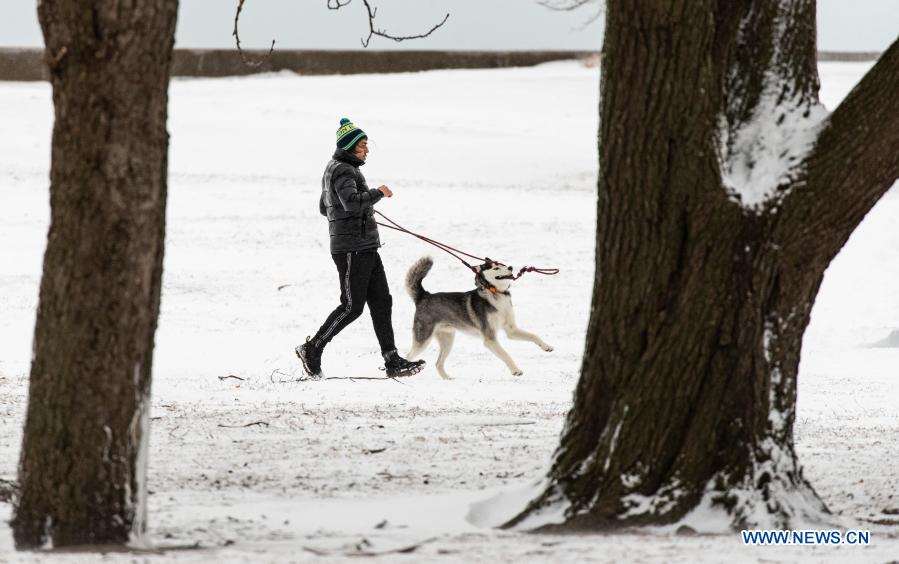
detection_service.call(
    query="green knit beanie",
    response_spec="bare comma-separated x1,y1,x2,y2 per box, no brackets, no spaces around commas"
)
336,117,367,151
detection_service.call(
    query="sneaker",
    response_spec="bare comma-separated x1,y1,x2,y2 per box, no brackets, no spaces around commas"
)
383,349,425,377
295,337,323,379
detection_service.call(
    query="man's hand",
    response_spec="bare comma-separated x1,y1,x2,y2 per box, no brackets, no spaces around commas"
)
378,185,393,198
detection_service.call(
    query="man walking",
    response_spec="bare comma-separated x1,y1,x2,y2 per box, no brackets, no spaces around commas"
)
296,118,425,378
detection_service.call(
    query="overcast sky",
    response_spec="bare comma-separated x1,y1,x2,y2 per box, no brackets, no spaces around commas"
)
1,0,896,51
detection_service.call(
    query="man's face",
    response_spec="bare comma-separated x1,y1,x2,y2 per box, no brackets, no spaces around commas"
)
353,139,369,161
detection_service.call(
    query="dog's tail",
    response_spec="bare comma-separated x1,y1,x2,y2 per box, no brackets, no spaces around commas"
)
405,256,433,303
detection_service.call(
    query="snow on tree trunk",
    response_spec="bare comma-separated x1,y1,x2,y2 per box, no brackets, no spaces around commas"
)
12,0,178,548
504,0,899,530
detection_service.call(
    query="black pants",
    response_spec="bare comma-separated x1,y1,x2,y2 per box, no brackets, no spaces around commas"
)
313,250,396,354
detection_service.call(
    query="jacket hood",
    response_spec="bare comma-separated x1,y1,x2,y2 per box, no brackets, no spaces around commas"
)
333,148,365,167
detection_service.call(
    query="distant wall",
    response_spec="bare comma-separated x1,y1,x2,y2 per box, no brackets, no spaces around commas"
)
0,48,881,82
0,49,44,81
817,51,882,62
0,48,597,81
171,49,599,78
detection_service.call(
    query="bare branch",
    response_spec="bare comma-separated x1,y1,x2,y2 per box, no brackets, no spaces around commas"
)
46,46,68,69
233,0,275,68
537,0,603,32
571,5,604,31
326,0,353,9
234,0,449,65
537,0,596,11
777,36,899,262
359,0,450,48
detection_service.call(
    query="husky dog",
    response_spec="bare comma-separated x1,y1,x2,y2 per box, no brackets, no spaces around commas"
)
405,256,553,379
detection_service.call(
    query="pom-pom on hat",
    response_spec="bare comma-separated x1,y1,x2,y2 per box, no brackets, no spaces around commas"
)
336,117,367,151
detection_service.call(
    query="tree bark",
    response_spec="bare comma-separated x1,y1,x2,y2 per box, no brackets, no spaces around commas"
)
509,0,899,530
12,1,178,548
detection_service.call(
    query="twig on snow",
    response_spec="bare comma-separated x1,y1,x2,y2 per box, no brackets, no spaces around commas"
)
218,421,270,429
375,470,416,483
218,374,246,381
362,447,387,455
302,536,437,557
0,478,18,503
324,375,408,384
269,368,412,384
270,368,304,383
864,516,899,526
168,425,190,439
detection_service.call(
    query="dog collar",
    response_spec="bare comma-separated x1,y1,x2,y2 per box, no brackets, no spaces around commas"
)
474,270,509,296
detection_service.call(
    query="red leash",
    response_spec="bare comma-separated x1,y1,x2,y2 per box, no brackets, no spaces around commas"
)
374,211,559,280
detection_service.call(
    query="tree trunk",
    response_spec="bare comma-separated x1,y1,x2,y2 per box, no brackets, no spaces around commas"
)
510,1,899,530
12,1,178,548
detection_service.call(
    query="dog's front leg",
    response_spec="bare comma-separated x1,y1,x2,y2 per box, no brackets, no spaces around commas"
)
505,326,554,352
483,337,523,376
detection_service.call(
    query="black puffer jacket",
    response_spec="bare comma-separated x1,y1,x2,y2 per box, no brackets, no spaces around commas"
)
319,149,384,253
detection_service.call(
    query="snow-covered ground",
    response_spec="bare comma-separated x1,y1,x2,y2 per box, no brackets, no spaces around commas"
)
1,61,898,562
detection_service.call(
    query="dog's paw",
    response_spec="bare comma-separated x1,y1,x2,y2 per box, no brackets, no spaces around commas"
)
541,344,554,352
511,369,524,377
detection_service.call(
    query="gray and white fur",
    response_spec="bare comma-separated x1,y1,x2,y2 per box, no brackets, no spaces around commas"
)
405,256,553,379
